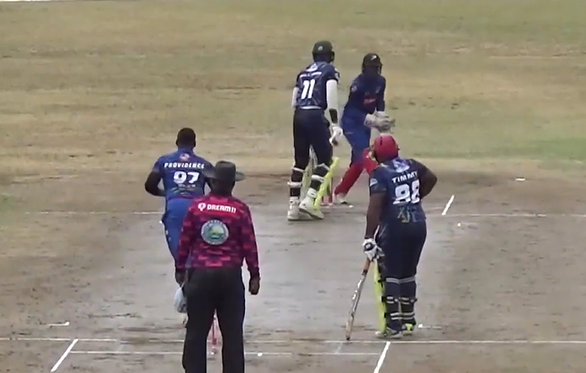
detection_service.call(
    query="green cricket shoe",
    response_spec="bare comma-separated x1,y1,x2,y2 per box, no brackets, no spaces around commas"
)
402,323,416,336
375,327,403,339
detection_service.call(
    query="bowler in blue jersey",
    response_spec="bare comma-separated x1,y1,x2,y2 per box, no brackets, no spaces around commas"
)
144,128,213,265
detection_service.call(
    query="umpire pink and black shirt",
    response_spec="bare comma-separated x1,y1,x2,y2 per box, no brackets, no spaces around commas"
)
176,194,260,279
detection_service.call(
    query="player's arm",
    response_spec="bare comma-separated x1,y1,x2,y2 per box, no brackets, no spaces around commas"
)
326,69,341,125
291,73,301,109
144,160,164,197
291,86,299,108
240,204,260,280
376,77,386,112
412,159,437,199
203,162,214,193
364,169,386,239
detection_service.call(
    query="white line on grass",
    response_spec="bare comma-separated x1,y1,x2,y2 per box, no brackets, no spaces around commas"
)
69,350,381,356
439,213,585,218
373,341,391,373
441,195,455,216
4,337,586,345
50,338,78,372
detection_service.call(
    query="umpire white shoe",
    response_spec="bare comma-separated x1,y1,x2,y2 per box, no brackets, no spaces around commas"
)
299,196,324,220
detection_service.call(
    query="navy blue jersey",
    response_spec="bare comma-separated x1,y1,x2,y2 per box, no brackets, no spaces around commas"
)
152,148,213,201
369,157,427,225
342,74,386,128
293,61,340,110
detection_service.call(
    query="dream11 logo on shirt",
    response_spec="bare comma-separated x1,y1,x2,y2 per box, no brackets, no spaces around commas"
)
197,203,237,214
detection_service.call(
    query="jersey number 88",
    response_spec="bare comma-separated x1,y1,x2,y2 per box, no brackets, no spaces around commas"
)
394,179,420,204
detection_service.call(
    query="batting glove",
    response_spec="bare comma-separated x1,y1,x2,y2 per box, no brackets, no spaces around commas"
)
362,238,382,261
330,125,343,145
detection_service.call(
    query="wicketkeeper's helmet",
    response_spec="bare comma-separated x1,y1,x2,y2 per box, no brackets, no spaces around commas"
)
362,53,383,76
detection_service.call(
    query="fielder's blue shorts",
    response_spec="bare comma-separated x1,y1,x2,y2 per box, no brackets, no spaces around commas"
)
161,198,193,262
341,109,371,164
342,125,371,164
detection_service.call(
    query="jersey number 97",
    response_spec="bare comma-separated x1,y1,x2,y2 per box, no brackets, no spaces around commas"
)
173,171,200,185
394,179,420,204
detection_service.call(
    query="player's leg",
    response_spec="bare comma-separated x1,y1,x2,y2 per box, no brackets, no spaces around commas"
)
377,227,408,338
162,199,192,264
399,222,427,335
299,114,332,219
288,110,312,221
215,269,246,373
334,127,371,204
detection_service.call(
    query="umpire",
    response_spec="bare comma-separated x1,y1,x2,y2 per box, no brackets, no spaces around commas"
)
175,160,261,373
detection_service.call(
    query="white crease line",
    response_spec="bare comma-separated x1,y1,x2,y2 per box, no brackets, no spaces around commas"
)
435,213,586,218
391,340,586,345
69,350,380,356
46,322,70,327
4,337,586,345
50,339,78,372
441,195,455,216
0,337,74,342
70,351,291,356
0,337,117,342
24,211,160,215
373,341,391,373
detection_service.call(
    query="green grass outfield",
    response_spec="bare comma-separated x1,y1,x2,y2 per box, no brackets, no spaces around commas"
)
0,0,585,176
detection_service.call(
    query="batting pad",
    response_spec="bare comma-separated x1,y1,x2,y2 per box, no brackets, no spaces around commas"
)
373,260,386,332
314,156,339,207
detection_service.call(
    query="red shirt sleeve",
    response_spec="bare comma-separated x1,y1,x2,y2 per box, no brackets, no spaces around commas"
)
240,203,260,278
176,204,196,270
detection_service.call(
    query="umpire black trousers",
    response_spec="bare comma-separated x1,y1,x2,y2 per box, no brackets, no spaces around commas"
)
182,267,246,373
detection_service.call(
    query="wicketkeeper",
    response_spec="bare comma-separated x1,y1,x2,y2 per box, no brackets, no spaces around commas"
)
333,53,395,205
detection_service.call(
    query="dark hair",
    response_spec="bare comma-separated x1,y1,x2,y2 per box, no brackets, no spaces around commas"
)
176,128,196,147
210,180,235,196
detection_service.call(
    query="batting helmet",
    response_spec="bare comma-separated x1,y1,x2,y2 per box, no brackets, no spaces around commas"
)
312,40,335,63
372,134,399,162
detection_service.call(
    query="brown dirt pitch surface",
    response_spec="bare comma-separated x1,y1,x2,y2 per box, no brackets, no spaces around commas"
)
1,0,586,372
